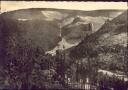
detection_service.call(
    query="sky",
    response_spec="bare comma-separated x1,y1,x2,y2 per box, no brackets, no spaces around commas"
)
0,1,128,13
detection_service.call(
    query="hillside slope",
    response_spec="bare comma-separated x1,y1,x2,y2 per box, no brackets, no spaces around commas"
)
70,10,128,72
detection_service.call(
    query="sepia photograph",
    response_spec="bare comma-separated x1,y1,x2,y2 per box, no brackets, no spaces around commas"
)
0,1,128,90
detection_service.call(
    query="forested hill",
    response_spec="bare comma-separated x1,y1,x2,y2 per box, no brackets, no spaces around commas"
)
0,8,123,52
70,10,127,72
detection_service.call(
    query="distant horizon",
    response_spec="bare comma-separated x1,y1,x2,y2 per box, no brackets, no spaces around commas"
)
1,1,127,13
1,7,127,13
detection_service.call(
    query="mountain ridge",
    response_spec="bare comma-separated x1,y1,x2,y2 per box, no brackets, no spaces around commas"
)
0,8,125,52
